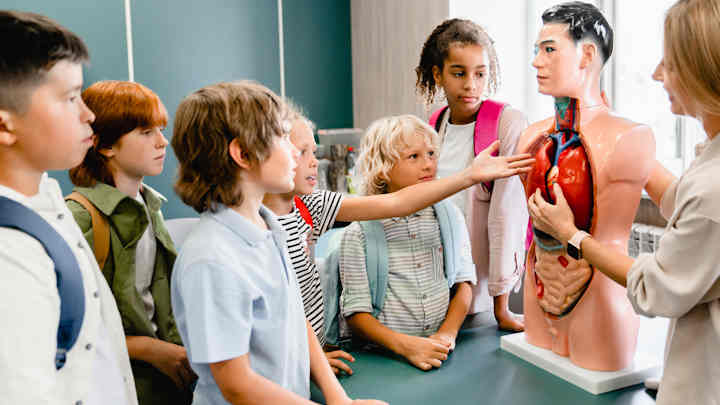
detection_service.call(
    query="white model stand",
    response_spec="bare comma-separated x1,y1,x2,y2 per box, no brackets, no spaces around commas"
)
500,316,667,395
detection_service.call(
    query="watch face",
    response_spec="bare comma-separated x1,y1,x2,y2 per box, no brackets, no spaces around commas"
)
567,243,580,260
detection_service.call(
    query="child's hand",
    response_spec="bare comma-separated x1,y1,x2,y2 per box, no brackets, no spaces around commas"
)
494,308,524,332
428,331,456,351
398,335,450,371
325,349,355,375
147,339,197,390
468,141,535,183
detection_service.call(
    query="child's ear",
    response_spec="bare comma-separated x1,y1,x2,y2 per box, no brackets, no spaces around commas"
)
0,110,18,146
229,138,251,169
98,145,114,159
432,65,443,87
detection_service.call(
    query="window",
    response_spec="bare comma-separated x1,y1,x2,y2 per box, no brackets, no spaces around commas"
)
452,0,704,175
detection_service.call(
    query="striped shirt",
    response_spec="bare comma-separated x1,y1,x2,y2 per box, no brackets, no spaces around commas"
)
277,190,344,345
339,206,476,337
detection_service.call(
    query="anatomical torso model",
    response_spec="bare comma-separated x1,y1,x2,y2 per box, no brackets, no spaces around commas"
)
517,97,654,371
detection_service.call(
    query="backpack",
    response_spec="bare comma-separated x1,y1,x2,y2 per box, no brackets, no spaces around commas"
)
429,99,506,193
65,192,111,270
0,197,85,370
323,200,466,346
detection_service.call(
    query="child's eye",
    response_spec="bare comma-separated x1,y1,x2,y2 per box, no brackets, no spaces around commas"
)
476,72,484,78
545,46,555,53
409,153,418,159
428,151,435,157
453,72,464,78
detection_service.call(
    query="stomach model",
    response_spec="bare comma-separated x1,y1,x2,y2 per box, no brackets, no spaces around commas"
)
525,98,595,316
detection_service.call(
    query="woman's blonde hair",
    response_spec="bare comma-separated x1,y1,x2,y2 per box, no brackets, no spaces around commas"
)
664,0,720,116
357,114,439,195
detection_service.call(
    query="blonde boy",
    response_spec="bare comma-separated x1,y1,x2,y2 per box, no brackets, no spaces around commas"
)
339,115,477,371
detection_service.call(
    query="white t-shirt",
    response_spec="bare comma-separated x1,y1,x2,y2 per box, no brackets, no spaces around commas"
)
437,120,476,215
133,193,158,333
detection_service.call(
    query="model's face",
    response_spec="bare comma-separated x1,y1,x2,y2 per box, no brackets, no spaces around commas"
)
386,134,437,194
289,119,318,195
8,60,95,172
532,23,584,97
103,126,168,182
258,132,299,194
434,44,489,125
652,57,693,117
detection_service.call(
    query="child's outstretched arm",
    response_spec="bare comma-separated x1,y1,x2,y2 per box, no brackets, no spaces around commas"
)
336,141,533,221
429,282,473,351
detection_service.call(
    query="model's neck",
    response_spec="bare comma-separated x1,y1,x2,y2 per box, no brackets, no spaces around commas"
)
263,192,295,216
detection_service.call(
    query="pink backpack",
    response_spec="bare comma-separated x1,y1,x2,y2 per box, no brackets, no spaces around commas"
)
429,100,533,249
429,99,505,192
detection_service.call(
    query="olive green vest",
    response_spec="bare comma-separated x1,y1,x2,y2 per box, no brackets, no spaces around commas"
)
67,183,190,405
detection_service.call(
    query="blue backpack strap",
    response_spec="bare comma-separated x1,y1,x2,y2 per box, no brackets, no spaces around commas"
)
322,229,345,346
358,220,389,318
432,200,458,288
0,197,85,370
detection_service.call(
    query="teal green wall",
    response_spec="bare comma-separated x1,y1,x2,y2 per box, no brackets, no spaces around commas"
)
131,0,283,218
283,0,353,130
3,0,352,219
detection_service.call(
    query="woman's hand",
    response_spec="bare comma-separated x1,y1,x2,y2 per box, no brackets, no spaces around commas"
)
468,141,535,184
527,183,578,244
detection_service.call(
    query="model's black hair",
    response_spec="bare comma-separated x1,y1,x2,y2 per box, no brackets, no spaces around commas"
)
542,1,613,64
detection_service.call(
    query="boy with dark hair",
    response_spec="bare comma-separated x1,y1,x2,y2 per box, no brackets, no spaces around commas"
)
0,10,137,404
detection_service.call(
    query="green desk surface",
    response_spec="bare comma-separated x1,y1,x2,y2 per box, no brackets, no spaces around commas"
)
310,325,656,404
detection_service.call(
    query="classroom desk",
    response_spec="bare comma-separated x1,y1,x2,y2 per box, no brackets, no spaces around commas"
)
310,325,656,405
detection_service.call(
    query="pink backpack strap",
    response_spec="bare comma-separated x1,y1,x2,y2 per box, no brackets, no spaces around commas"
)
473,99,506,156
474,99,506,191
429,106,449,132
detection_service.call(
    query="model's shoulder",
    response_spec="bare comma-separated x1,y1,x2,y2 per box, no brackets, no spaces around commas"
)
604,111,653,134
525,117,554,133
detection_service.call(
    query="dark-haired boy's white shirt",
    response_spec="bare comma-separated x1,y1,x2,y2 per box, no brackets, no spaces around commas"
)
0,174,137,404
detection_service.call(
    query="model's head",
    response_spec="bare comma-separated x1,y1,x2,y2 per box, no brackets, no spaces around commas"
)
416,18,500,107
653,0,720,118
541,2,613,65
357,114,439,195
172,80,293,213
70,81,168,187
532,2,612,97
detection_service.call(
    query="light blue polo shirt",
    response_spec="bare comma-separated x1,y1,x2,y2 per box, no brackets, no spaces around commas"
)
171,204,310,404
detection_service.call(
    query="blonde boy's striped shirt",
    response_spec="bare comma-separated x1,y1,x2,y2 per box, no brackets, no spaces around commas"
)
339,206,476,336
